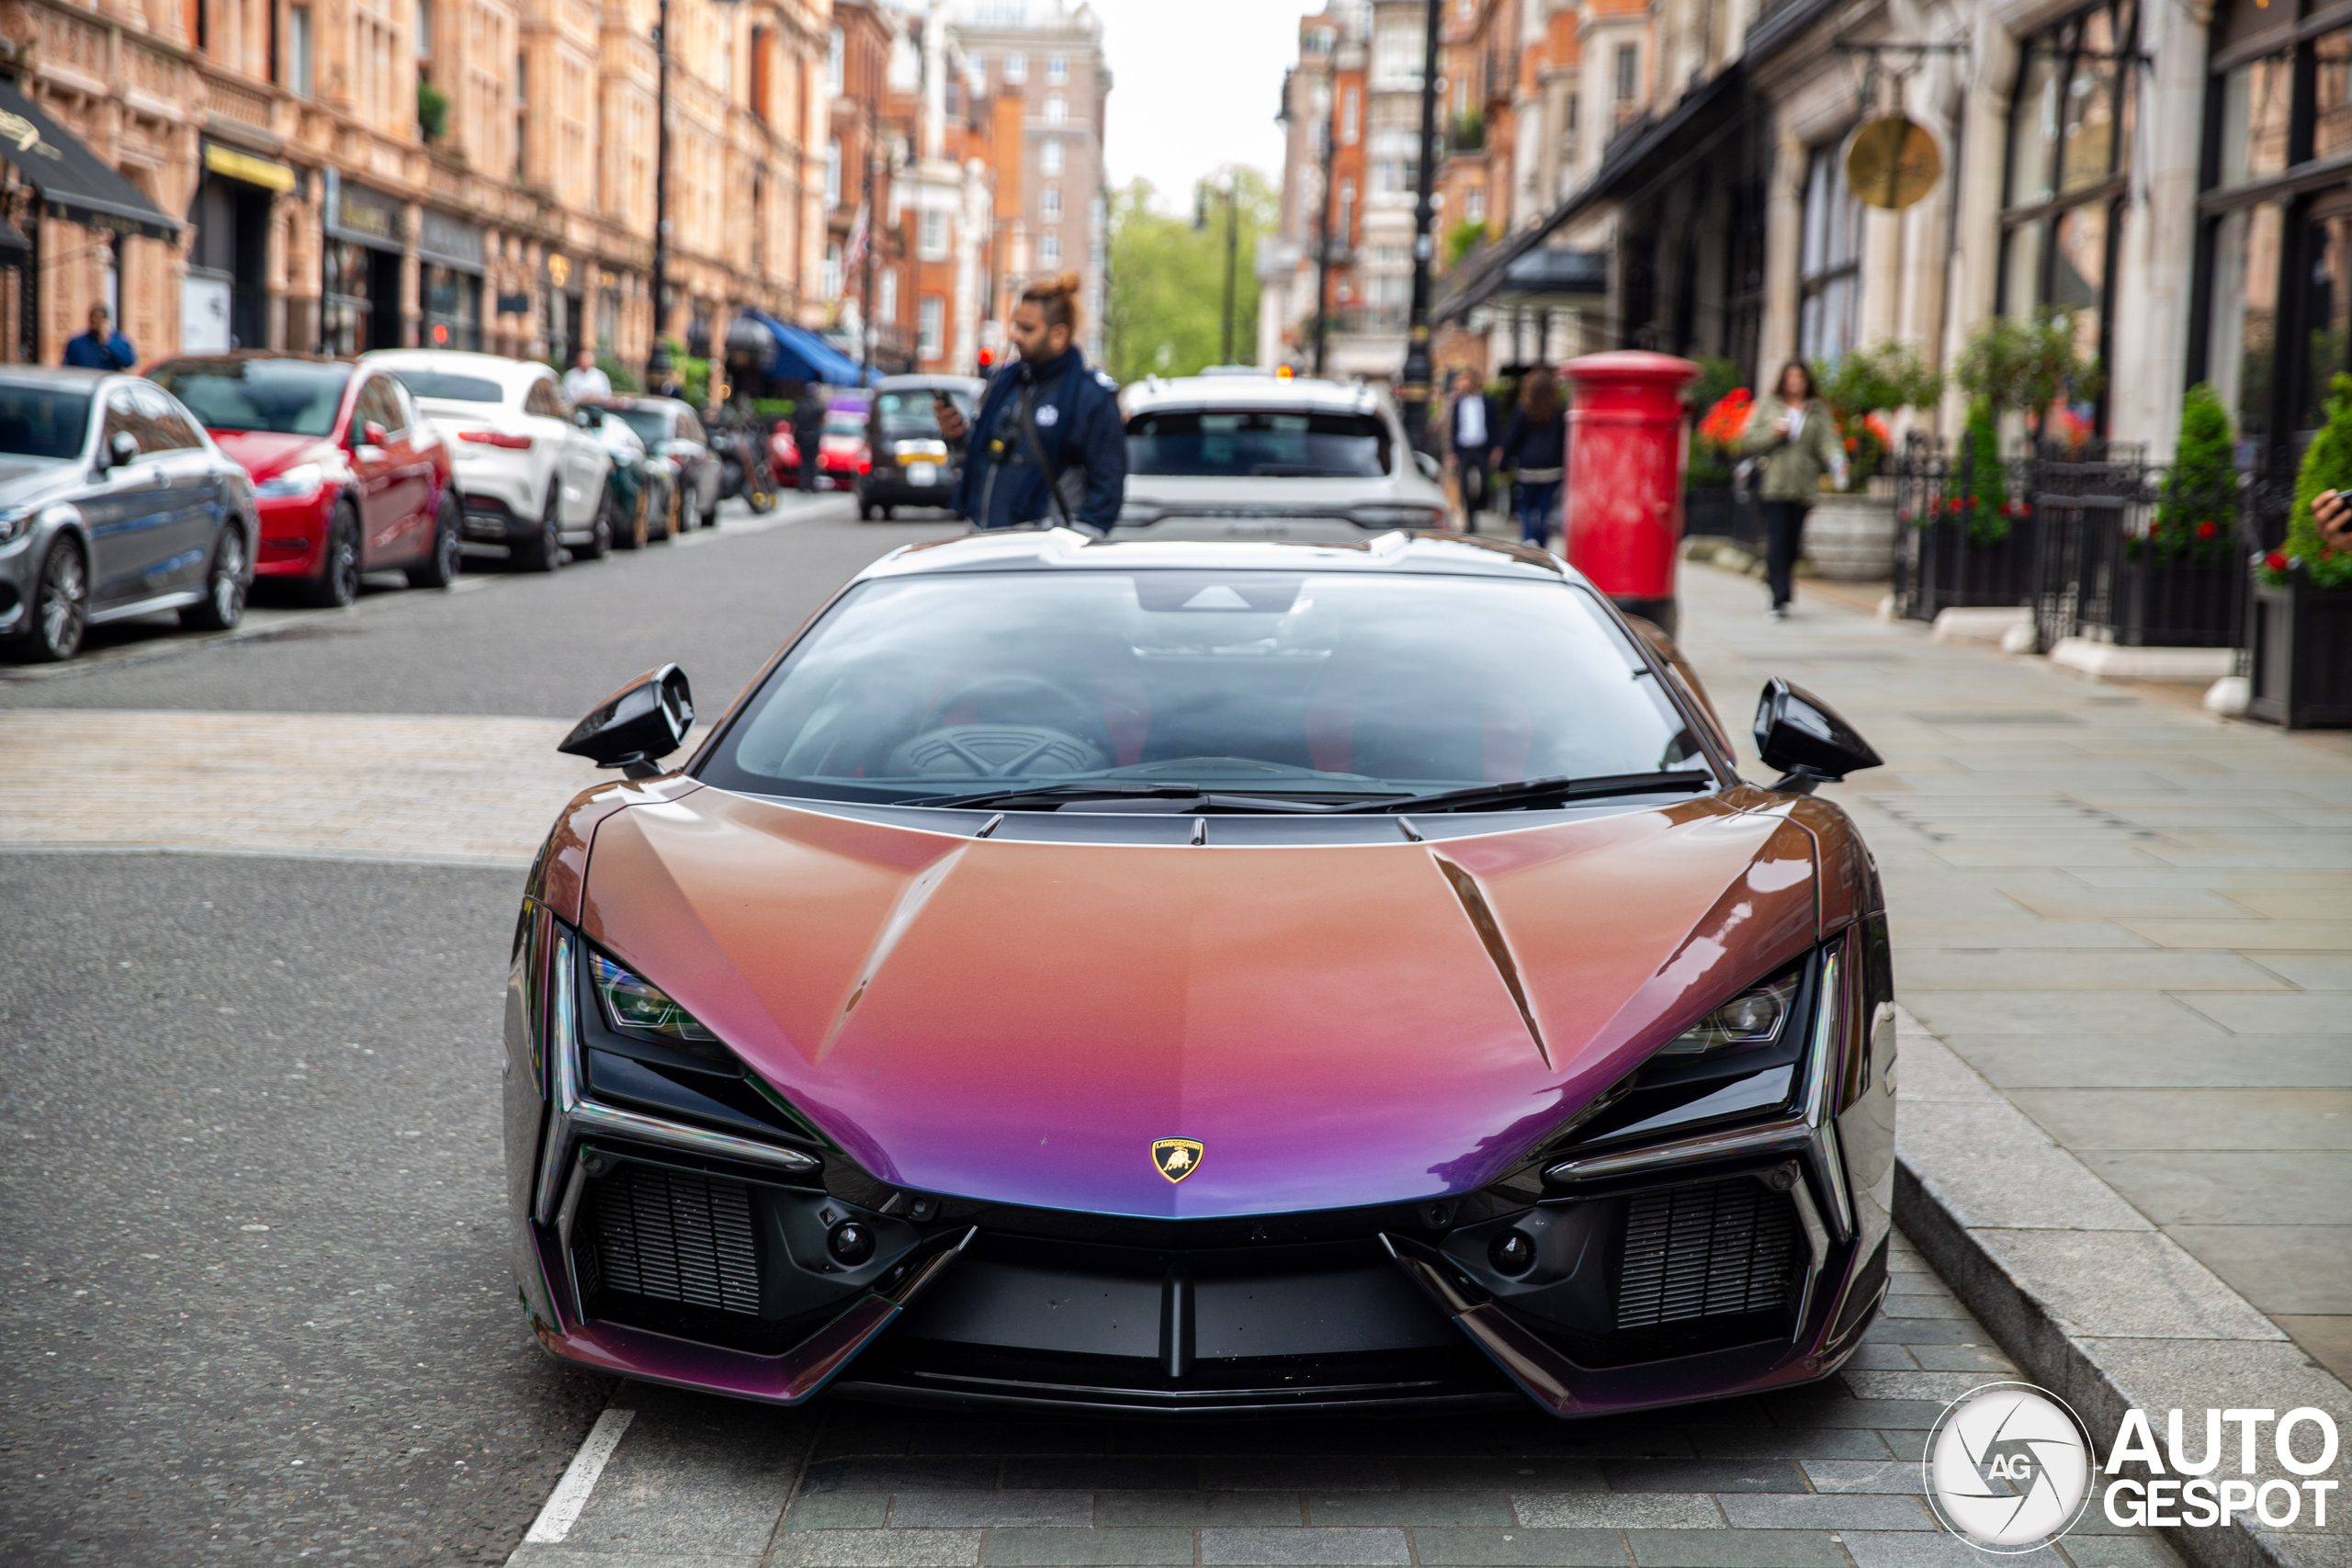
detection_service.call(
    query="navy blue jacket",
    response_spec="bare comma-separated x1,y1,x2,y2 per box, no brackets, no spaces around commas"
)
950,346,1127,532
63,330,136,371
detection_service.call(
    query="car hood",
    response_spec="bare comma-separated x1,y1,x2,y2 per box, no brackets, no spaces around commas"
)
0,457,80,504
209,430,335,482
579,788,1819,1219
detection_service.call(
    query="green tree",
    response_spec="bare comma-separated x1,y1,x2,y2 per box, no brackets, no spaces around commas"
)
2152,383,2236,559
1954,309,2100,433
2277,372,2352,587
1102,171,1279,386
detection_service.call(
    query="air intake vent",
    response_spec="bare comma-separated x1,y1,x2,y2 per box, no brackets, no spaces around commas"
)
1614,1178,1795,1329
587,1162,762,1315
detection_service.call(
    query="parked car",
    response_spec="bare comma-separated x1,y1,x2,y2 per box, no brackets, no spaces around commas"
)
768,423,799,487
149,352,459,605
0,367,257,661
857,375,983,520
814,407,872,492
508,534,1895,1418
591,397,720,531
364,350,612,570
1115,373,1451,541
576,404,672,548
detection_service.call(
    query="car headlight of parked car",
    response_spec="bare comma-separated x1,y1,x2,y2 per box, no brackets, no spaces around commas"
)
1654,967,1803,1055
0,504,32,543
255,463,324,500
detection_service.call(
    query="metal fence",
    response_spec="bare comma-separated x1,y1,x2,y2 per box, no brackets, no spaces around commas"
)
1888,436,2295,658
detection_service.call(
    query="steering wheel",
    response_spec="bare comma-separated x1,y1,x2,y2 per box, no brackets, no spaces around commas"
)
888,674,1109,781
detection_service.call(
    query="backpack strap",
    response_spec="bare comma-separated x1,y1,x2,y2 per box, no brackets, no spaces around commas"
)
1014,378,1080,531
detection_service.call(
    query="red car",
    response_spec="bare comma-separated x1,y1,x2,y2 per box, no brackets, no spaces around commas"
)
815,409,872,491
148,354,461,606
768,423,800,487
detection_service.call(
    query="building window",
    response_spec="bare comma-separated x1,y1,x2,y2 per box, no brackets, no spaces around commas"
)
1798,144,1861,366
825,139,842,209
919,295,944,357
823,242,842,299
1041,231,1060,265
2003,0,2135,436
1004,51,1026,83
416,0,434,62
289,5,313,96
514,51,527,176
826,25,843,95
880,267,899,327
1614,43,1637,105
1338,177,1355,242
1341,85,1360,144
1042,185,1061,219
1041,138,1064,175
919,209,946,258
1465,186,1485,224
1046,95,1068,124
1047,52,1068,84
2190,0,2352,457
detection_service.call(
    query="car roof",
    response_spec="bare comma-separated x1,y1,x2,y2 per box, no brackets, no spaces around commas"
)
876,374,985,393
150,350,355,367
1121,373,1383,417
859,527,1570,583
0,366,112,390
361,350,549,383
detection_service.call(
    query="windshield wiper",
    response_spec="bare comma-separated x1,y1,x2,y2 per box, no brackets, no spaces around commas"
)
910,781,1401,814
1331,770,1716,815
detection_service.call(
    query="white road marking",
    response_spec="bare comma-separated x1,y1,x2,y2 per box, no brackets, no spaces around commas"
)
519,1406,634,1545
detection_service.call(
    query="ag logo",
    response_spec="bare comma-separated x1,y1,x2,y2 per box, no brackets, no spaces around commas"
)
1924,1382,2097,1551
1150,1137,1203,1183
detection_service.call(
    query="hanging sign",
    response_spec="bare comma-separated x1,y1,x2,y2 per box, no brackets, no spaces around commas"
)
1845,116,1942,210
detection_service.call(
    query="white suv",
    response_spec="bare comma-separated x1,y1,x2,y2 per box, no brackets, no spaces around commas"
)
363,350,611,570
1114,374,1451,542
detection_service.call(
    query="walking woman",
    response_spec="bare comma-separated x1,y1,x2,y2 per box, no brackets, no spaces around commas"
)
1740,360,1846,618
1493,367,1566,549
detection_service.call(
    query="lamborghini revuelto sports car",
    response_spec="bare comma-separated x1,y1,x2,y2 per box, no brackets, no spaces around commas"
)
503,528,1898,1417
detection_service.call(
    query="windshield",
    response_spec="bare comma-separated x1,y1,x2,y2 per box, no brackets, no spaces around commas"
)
1127,409,1392,479
0,385,92,460
389,370,503,403
149,360,349,435
823,412,868,439
875,389,973,440
609,407,669,446
699,571,1707,805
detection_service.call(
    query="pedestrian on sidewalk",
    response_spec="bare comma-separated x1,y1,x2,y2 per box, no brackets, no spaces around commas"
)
935,273,1127,533
1443,369,1493,532
560,348,610,403
790,383,825,493
1740,360,1846,619
62,304,134,371
1493,367,1566,550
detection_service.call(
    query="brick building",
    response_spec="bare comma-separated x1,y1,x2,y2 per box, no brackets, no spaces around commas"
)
0,0,832,375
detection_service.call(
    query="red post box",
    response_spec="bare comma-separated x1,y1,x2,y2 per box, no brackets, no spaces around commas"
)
1563,350,1702,636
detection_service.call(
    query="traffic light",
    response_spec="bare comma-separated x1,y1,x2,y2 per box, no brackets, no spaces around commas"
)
977,346,996,372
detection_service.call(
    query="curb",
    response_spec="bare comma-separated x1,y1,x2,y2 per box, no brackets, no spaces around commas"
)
1888,1007,2352,1568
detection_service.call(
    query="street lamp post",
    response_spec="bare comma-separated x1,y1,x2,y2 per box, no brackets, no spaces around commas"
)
1398,0,1442,452
647,0,673,389
1312,86,1337,378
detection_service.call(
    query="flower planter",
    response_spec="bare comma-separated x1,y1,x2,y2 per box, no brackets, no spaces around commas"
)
1894,516,2036,622
2248,575,2352,728
1804,494,1898,581
2112,550,2244,648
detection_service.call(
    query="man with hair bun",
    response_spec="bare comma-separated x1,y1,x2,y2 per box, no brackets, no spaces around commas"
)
939,272,1127,532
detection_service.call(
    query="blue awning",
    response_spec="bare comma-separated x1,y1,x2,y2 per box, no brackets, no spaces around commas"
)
723,309,878,387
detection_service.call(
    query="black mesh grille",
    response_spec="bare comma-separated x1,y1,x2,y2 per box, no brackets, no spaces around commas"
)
1614,1178,1795,1329
587,1163,762,1315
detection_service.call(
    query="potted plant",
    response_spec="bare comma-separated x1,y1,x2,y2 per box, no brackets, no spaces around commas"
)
2251,374,2352,727
1809,342,1943,580
2113,383,2243,648
1895,398,2038,619
1683,357,1747,541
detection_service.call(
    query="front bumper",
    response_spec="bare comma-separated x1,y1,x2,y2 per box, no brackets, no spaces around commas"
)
505,917,1894,1416
861,463,961,506
254,492,334,577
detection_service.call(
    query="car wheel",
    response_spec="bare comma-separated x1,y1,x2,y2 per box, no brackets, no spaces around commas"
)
616,484,649,549
515,487,563,571
670,486,688,535
699,478,718,530
648,483,673,543
579,490,615,561
407,490,464,588
304,501,361,607
181,525,249,632
15,537,87,661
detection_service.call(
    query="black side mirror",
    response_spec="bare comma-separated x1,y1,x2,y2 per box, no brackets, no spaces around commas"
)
560,664,695,780
1754,677,1882,794
107,430,140,468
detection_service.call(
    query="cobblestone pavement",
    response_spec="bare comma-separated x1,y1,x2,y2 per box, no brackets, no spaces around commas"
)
506,1230,2184,1568
1669,561,2352,1387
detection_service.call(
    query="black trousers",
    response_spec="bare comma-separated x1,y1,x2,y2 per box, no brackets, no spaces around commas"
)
1458,457,1489,527
1761,500,1809,608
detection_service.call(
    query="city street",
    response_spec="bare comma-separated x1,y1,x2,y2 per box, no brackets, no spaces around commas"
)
10,500,2341,1568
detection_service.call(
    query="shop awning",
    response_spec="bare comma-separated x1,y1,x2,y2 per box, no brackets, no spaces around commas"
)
724,309,879,387
0,76,182,242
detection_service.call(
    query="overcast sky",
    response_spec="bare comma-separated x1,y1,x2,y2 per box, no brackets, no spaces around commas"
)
1088,0,1326,211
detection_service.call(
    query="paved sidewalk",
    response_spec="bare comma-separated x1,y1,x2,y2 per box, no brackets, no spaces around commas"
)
509,1229,2187,1568
1670,561,2352,1385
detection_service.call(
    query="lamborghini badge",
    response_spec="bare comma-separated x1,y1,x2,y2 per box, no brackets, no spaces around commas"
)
1151,1137,1204,1183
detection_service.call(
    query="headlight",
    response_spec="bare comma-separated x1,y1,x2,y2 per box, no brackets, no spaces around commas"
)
591,950,718,1043
0,505,31,544
1656,969,1802,1055
255,463,324,500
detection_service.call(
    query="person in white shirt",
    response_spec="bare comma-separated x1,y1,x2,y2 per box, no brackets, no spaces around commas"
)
561,348,612,404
